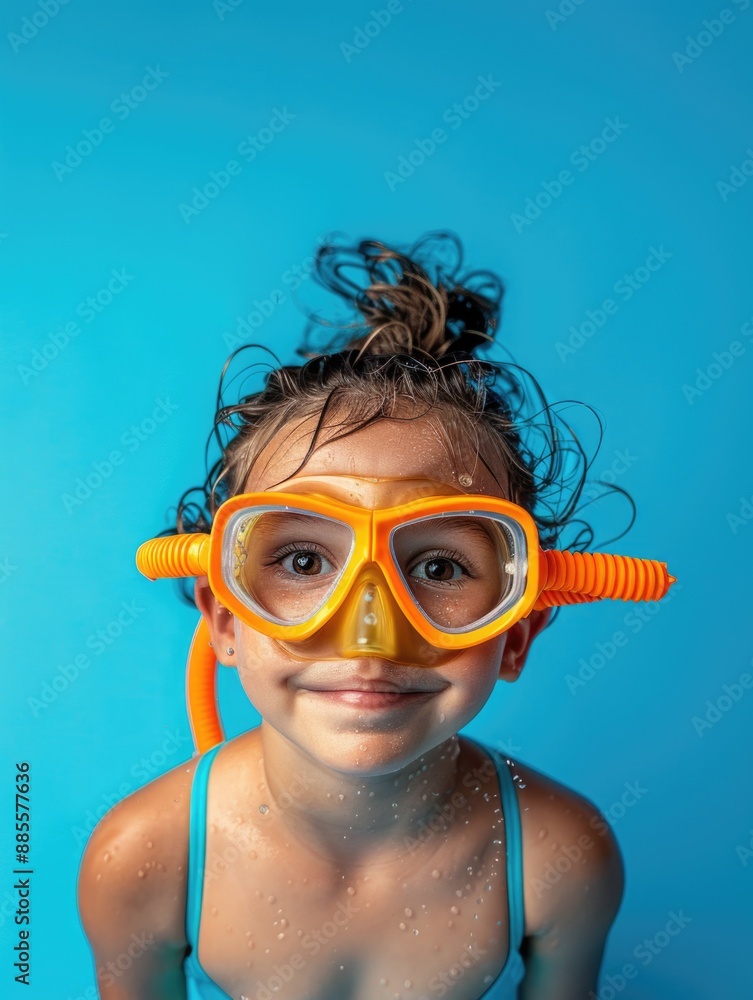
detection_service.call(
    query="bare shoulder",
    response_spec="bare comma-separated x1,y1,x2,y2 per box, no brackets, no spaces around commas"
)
509,757,624,936
77,752,201,998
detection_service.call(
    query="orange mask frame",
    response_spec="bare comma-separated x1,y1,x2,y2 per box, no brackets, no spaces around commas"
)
137,491,675,752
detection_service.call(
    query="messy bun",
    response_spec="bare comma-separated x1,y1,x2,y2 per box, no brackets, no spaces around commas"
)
169,231,630,606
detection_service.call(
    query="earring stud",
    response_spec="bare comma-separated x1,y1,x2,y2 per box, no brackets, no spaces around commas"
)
226,646,235,656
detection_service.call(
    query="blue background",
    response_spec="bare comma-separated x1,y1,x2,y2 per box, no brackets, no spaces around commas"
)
2,1,752,997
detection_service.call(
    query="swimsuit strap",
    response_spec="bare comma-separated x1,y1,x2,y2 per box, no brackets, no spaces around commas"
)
465,738,526,953
491,748,526,953
186,743,224,949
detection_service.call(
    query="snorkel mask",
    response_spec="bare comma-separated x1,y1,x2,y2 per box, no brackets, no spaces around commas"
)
137,487,675,752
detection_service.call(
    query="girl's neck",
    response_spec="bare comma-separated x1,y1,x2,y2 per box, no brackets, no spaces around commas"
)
253,724,470,873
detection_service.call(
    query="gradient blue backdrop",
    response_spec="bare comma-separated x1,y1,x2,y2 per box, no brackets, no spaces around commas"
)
2,1,752,997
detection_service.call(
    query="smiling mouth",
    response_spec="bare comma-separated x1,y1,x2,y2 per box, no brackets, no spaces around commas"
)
302,688,439,709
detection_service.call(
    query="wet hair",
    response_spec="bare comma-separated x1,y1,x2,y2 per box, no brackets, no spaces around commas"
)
168,230,634,606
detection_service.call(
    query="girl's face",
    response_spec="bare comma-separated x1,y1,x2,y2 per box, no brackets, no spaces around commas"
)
197,413,547,776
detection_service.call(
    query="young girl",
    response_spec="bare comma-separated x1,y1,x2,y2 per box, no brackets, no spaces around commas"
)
77,232,672,999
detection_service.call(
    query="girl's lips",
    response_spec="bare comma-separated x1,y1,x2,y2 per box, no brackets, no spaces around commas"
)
304,689,437,708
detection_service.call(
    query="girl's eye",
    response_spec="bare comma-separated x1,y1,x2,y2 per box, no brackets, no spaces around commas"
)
277,546,335,577
409,554,467,583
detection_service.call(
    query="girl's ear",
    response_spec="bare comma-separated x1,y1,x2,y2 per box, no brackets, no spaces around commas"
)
498,607,552,683
194,577,237,667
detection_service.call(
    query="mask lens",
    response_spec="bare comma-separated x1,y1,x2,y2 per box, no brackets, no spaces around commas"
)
223,507,354,624
390,512,527,633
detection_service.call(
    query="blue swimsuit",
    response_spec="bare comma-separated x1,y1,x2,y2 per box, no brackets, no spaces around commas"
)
184,738,526,999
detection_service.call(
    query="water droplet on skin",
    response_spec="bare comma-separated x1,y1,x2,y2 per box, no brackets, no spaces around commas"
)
103,852,111,862
448,920,454,928
379,978,387,986
347,886,356,896
364,613,377,625
146,840,153,849
338,793,345,801
137,869,145,878
96,873,101,881
249,850,257,860
404,980,412,989
398,921,407,930
277,932,285,940
267,895,276,903
404,907,413,917
450,905,460,915
211,906,218,916
247,939,255,950
439,712,446,723
259,804,269,814
431,868,441,879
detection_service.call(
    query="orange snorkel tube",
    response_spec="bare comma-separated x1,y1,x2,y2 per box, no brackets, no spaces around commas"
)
136,527,675,755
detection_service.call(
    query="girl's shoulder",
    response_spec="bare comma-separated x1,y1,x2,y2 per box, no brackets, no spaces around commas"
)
501,753,625,941
77,749,203,971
